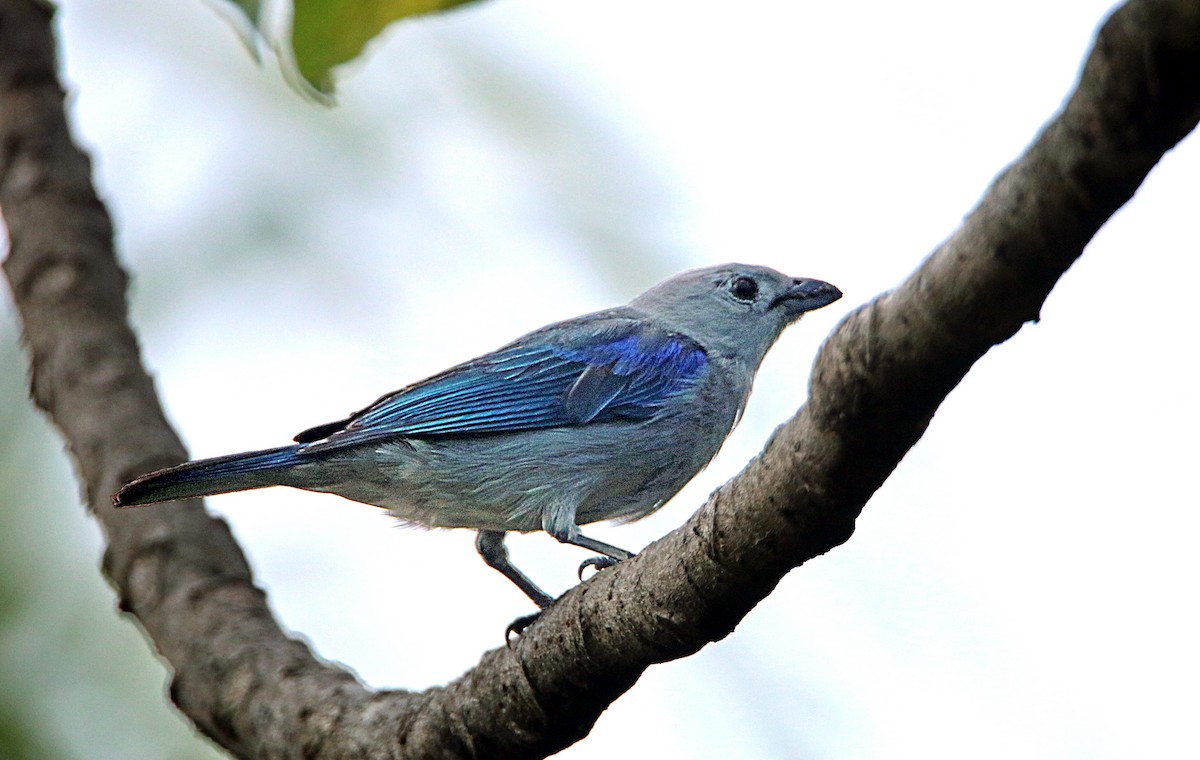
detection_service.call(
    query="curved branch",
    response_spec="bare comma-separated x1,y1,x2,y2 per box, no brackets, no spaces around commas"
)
2,0,1197,757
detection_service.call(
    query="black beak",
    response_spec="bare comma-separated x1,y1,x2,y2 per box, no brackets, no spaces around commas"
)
771,277,842,314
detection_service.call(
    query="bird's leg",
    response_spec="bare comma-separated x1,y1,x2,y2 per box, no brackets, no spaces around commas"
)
571,534,634,579
541,510,635,579
475,530,554,609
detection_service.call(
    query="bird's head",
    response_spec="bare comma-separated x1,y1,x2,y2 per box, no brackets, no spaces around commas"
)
629,263,842,363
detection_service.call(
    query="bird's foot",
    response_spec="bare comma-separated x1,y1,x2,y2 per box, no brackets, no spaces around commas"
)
506,611,542,645
577,554,621,580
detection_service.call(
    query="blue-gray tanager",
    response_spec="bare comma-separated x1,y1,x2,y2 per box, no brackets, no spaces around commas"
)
114,264,841,608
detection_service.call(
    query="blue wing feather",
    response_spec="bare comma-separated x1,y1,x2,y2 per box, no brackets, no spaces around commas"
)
295,316,707,454
564,364,626,424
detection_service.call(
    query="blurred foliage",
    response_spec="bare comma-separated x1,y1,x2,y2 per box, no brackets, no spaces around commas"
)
0,0,675,754
224,0,484,94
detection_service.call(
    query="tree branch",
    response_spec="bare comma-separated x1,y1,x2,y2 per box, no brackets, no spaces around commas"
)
2,0,1197,757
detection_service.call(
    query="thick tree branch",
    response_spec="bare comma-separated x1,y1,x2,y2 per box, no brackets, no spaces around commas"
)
2,0,1197,757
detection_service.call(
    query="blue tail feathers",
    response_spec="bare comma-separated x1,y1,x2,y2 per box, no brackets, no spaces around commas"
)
113,446,304,507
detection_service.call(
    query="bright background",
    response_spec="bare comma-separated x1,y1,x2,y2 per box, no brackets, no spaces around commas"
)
2,0,1198,758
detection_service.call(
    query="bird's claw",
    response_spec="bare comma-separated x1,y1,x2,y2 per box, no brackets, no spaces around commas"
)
578,554,621,580
505,611,542,645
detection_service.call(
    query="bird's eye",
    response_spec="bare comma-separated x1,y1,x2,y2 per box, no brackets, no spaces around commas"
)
729,276,759,302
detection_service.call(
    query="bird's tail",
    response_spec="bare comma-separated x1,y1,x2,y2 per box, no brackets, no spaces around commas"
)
113,446,304,507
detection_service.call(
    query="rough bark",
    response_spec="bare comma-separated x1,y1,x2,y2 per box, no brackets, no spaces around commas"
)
2,0,1197,757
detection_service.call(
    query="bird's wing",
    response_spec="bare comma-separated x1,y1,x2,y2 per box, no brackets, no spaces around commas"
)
293,317,708,455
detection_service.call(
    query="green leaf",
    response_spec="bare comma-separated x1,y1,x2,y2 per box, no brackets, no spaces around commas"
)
292,0,482,95
215,0,265,62
226,0,263,24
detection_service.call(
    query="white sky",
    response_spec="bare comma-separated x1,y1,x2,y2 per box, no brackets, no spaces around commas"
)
16,0,1199,756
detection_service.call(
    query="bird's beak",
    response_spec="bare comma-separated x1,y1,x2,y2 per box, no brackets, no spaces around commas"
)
771,277,843,315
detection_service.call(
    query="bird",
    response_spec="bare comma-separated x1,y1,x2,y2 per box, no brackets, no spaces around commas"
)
114,263,841,609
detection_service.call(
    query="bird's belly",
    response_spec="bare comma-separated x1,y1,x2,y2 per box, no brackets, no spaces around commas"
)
301,406,737,533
